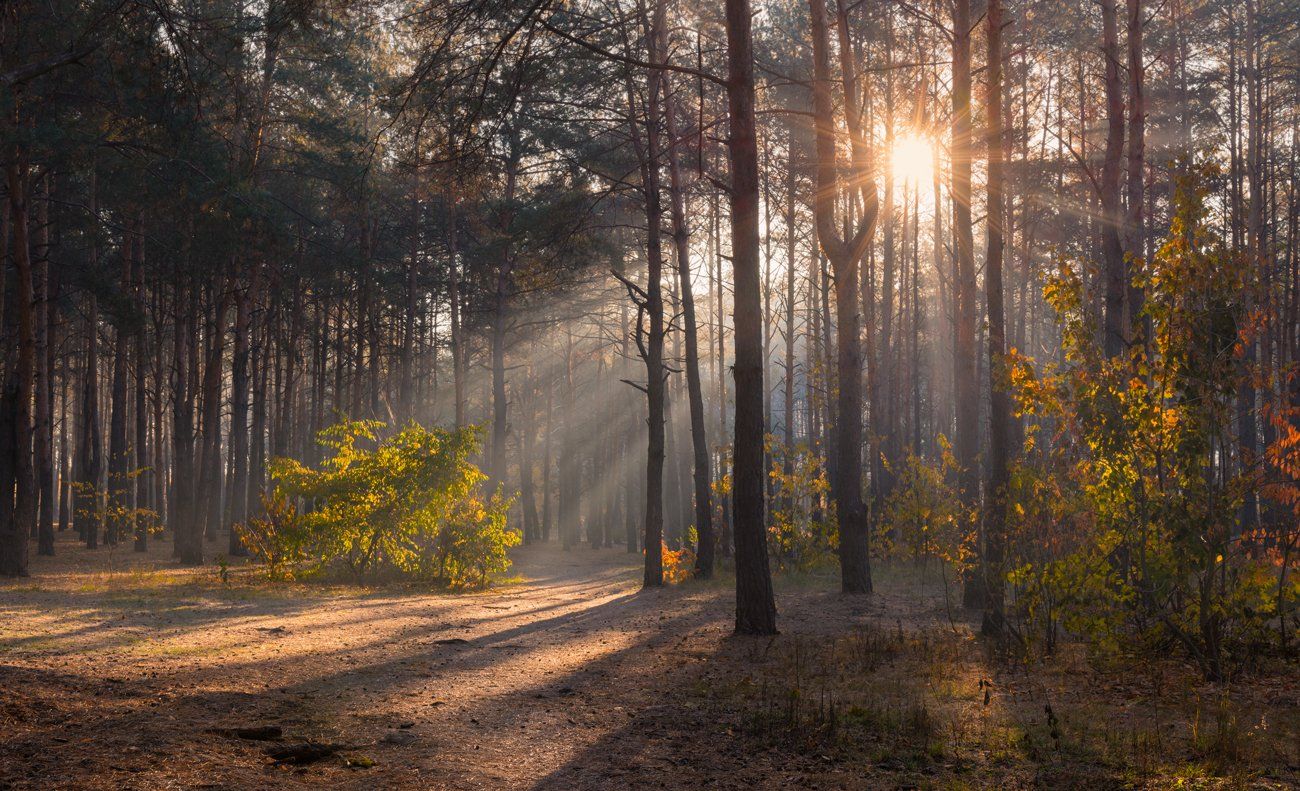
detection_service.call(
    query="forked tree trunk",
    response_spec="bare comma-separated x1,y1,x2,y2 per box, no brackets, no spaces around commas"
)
809,0,878,595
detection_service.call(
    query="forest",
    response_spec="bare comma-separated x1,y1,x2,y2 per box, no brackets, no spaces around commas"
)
1,0,1298,787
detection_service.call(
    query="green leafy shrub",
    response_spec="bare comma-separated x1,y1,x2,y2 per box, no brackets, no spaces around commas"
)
243,420,518,587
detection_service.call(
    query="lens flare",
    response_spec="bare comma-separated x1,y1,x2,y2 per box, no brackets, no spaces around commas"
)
890,134,934,185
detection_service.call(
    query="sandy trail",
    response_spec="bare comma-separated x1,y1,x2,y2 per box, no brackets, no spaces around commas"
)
0,537,894,790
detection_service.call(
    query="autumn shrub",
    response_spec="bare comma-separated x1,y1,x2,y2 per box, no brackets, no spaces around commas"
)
1003,165,1284,677
875,442,971,572
235,491,309,580
242,419,517,587
661,536,697,583
415,489,517,588
766,436,837,572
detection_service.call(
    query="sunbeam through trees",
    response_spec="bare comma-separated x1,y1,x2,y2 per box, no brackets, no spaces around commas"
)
1,0,1298,786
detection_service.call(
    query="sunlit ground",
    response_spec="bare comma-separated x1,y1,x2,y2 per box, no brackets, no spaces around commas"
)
1,534,1295,790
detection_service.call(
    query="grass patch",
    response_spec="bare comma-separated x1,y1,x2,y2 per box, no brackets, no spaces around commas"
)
691,617,1298,789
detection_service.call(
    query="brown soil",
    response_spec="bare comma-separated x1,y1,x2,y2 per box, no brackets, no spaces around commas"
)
1,535,1295,790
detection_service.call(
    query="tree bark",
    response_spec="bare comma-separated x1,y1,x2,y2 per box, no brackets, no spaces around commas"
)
0,157,36,575
982,0,1009,637
1100,0,1127,358
725,0,777,632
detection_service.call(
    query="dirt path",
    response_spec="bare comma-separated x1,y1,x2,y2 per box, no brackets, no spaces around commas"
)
0,537,875,790
2,536,1296,790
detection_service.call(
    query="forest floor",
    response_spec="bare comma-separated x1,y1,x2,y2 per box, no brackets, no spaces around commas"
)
1,534,1297,790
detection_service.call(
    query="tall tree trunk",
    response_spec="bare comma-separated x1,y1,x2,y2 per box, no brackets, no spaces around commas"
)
132,216,150,551
783,119,798,512
172,272,201,563
0,158,36,575
542,375,554,542
1238,0,1261,534
809,0,878,595
33,172,53,556
250,293,269,517
76,171,103,550
560,327,583,551
491,134,520,493
1125,0,1145,327
1100,0,1127,358
726,0,777,632
198,278,230,550
657,23,714,578
447,187,465,429
874,9,897,513
519,379,539,543
58,363,70,534
626,0,667,587
401,169,421,418
982,0,1010,638
952,0,981,605
107,231,132,547
714,190,733,558
226,272,252,556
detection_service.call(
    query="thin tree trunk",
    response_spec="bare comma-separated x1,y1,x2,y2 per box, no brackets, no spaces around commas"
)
77,170,103,550
227,271,253,556
172,271,200,564
33,172,53,556
658,26,714,577
132,216,149,551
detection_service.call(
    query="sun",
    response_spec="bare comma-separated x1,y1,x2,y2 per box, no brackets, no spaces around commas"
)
890,134,935,185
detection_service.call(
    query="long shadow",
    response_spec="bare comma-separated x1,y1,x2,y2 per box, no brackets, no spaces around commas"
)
2,537,758,789
520,591,1143,791
0,576,712,790
0,540,636,658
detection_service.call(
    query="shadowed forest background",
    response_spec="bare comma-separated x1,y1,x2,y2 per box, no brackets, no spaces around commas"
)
1,0,1298,787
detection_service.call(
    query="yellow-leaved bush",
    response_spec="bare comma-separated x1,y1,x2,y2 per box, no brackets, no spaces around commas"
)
766,436,837,572
1000,164,1291,678
238,420,517,588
